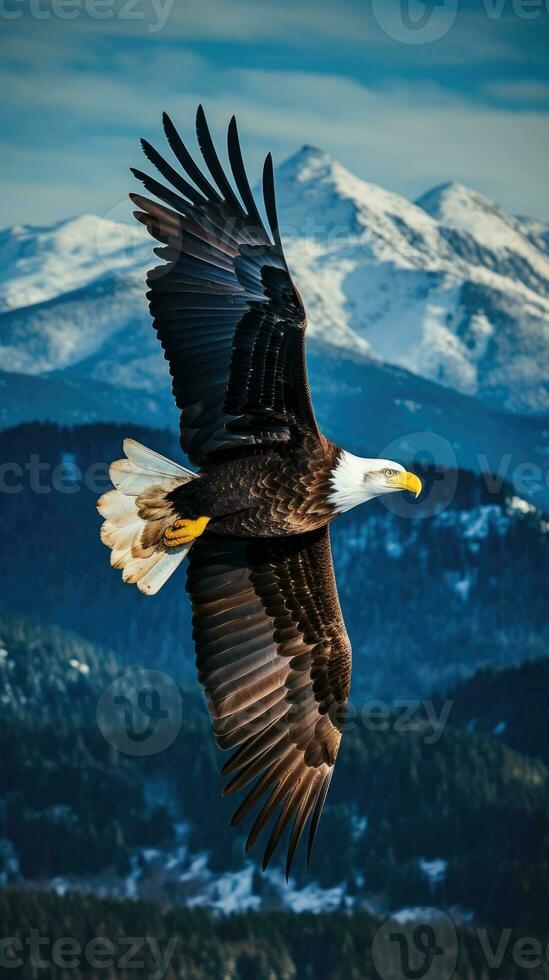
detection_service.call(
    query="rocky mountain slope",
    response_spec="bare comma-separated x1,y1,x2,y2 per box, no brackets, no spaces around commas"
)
1,147,548,416
277,148,549,412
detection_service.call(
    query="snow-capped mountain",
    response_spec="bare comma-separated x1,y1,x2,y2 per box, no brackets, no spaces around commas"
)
1,146,549,492
276,147,549,413
1,147,548,417
0,215,150,377
0,214,148,313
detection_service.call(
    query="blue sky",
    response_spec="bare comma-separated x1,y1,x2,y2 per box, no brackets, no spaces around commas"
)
1,0,548,226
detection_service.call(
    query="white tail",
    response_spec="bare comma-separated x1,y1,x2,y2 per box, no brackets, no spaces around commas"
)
97,439,198,596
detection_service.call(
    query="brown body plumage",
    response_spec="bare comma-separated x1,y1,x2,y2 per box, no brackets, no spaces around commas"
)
169,435,340,536
97,107,422,878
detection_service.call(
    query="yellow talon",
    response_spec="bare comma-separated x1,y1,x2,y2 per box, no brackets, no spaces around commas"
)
163,516,211,548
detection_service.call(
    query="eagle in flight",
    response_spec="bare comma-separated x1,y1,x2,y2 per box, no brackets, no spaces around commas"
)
98,107,422,878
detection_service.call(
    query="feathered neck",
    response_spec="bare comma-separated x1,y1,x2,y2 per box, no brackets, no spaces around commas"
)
327,450,378,514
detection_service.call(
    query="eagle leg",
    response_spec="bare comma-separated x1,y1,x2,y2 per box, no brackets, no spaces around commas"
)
163,515,211,548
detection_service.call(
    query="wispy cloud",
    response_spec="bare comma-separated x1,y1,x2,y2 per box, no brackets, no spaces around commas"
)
484,79,549,103
2,3,548,224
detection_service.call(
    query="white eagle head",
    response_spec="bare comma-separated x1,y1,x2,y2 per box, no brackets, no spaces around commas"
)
328,451,422,514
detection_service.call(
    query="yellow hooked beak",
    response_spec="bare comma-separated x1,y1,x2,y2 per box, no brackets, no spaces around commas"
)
390,471,422,498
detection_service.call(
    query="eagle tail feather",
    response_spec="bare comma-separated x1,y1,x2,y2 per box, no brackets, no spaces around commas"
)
97,438,197,595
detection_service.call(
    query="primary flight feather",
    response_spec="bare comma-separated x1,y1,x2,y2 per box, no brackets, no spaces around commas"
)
97,106,422,877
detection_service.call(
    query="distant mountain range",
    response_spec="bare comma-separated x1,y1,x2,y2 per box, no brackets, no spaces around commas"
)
1,148,549,505
278,147,549,413
2,147,549,407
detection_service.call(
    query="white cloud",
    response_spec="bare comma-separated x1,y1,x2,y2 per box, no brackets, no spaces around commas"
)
2,18,548,225
3,0,539,62
484,79,549,103
1,0,376,46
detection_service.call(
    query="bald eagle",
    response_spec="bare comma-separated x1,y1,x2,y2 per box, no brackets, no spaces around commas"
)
97,107,422,878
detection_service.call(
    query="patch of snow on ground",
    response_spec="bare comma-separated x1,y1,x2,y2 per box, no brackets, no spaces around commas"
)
209,864,261,914
351,814,368,840
509,496,536,515
270,869,349,913
51,877,70,897
454,578,471,601
0,839,20,883
385,536,403,558
392,905,448,924
436,505,509,541
420,859,447,884
124,854,142,899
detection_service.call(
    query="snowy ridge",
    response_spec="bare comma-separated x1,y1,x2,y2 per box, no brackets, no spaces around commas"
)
417,181,549,275
0,145,548,413
0,214,149,312
275,149,549,411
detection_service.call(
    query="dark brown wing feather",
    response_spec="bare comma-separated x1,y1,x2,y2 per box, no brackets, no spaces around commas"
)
131,106,319,465
186,526,352,877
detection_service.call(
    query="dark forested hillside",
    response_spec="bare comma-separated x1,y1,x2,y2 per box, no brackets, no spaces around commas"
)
1,614,548,930
440,658,549,768
1,421,547,699
2,888,549,980
1,420,547,933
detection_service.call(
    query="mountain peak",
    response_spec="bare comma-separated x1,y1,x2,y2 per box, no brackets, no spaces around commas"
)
2,143,548,421
415,180,547,261
278,144,337,182
0,210,148,314
296,144,325,158
275,143,438,250
416,180,496,220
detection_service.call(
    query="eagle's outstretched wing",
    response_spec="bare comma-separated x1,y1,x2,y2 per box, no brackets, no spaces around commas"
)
132,108,351,871
186,525,351,876
131,106,319,466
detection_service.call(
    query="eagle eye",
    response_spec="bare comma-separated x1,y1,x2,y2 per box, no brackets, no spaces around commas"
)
384,468,396,478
